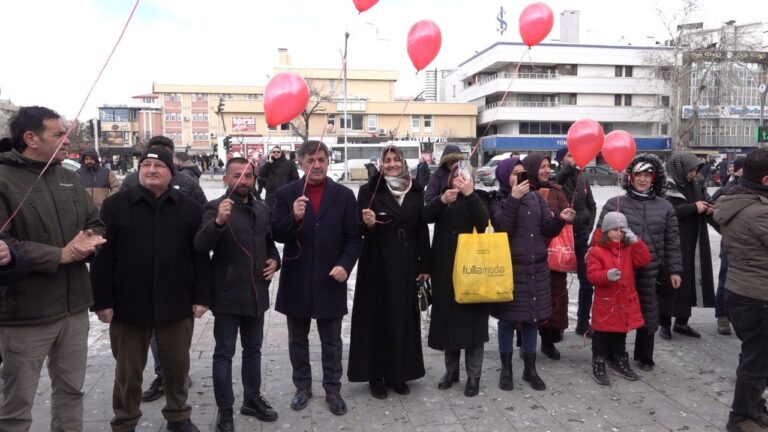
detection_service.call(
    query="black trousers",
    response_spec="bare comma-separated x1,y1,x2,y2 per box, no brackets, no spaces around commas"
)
575,232,594,328
444,344,484,379
286,316,343,396
726,290,768,424
592,331,627,358
633,328,656,365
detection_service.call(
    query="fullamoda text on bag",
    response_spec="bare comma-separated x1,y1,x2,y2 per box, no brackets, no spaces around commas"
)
461,264,506,276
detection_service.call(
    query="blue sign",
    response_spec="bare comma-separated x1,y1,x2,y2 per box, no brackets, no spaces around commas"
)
480,135,672,152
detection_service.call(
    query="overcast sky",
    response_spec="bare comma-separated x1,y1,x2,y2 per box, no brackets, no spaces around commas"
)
0,0,760,120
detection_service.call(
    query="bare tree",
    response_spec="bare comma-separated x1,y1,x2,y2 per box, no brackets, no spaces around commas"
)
289,83,329,143
65,119,95,153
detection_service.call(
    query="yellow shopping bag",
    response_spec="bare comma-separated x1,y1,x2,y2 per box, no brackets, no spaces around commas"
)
453,223,514,304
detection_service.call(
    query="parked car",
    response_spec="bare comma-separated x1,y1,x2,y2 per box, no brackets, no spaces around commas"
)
476,152,523,186
62,159,81,172
582,164,620,186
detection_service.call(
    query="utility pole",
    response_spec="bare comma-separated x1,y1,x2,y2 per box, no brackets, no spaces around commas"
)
343,32,350,181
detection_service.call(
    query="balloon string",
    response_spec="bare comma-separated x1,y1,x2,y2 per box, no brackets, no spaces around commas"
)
467,49,528,161
0,0,140,234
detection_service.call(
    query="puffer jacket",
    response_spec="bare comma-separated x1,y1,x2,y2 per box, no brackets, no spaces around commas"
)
0,150,104,325
593,154,683,331
76,148,120,209
714,184,768,301
587,239,651,332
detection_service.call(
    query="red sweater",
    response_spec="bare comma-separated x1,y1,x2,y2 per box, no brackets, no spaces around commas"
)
586,239,651,333
305,179,326,214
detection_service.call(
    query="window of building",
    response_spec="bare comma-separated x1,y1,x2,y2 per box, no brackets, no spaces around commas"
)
193,93,208,102
615,95,632,106
340,114,364,130
661,95,670,107
164,93,180,102
559,94,577,105
624,95,632,106
602,122,615,133
327,114,336,129
624,66,633,77
558,64,578,76
423,115,433,132
614,95,622,106
367,114,378,132
411,115,420,132
615,66,623,77
615,66,633,77
661,124,669,135
520,122,574,135
100,108,114,121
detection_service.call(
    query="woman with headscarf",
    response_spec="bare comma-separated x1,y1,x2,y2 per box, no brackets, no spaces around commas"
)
424,144,464,204
347,145,431,399
521,153,572,360
423,157,490,397
488,156,575,391
593,154,683,371
659,152,716,339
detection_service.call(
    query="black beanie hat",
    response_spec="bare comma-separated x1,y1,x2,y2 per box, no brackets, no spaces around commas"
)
140,145,175,174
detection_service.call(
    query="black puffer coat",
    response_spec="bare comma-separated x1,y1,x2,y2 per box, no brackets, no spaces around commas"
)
594,154,683,332
556,163,596,237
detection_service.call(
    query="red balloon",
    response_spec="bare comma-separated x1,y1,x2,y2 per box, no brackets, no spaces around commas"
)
519,3,554,47
264,73,310,128
566,119,604,168
407,20,442,72
602,130,637,172
352,0,378,13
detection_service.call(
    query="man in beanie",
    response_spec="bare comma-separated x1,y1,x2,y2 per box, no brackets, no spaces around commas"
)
711,156,746,335
555,148,597,337
714,148,768,432
91,145,213,432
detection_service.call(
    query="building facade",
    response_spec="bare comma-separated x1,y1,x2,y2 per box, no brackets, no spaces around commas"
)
444,41,675,164
97,94,163,153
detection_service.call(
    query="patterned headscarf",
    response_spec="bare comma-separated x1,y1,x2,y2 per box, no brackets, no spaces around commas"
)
379,145,412,201
666,152,703,185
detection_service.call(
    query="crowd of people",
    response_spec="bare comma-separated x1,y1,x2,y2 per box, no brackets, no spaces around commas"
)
0,105,767,432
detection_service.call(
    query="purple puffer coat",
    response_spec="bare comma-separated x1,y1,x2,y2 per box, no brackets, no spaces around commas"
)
489,191,565,323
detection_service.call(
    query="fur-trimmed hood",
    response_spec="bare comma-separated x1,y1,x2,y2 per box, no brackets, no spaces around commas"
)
621,153,668,196
439,144,464,168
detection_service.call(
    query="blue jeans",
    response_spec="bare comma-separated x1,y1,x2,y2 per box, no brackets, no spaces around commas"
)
726,290,768,424
212,313,265,408
498,320,538,353
716,247,729,318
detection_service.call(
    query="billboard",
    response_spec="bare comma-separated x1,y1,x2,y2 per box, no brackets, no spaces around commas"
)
682,105,762,119
232,116,256,132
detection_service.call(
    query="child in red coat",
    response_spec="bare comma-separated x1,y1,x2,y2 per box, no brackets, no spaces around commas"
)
587,211,651,386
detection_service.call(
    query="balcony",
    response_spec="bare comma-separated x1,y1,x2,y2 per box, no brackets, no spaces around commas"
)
476,71,560,86
478,104,667,124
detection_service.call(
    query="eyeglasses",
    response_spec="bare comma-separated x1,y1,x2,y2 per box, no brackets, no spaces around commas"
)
271,150,281,154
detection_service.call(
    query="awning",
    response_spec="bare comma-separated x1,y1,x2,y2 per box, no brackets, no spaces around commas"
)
480,135,673,152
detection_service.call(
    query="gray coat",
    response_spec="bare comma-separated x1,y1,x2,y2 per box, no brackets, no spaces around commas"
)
488,191,565,323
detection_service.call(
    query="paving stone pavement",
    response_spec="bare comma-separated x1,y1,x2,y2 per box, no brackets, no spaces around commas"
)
25,182,743,431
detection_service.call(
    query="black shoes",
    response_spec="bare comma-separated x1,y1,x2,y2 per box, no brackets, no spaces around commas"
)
325,393,348,416
575,324,593,338
608,352,639,381
215,408,234,432
166,419,200,432
290,388,312,411
522,352,546,391
717,317,732,335
541,342,561,360
438,370,459,390
637,361,654,372
142,376,164,402
673,324,701,338
390,382,410,395
464,377,480,397
241,395,278,422
659,326,672,340
498,352,514,391
592,356,610,386
369,379,388,399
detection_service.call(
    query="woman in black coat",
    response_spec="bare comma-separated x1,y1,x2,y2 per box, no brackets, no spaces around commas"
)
347,146,431,399
423,161,490,397
660,152,716,338
489,157,572,392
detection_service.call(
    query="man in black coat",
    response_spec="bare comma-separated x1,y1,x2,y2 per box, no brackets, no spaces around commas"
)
259,146,299,209
194,157,281,430
555,148,597,336
271,141,362,416
91,146,212,432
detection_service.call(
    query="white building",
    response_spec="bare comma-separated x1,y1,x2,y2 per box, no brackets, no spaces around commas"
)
443,42,675,162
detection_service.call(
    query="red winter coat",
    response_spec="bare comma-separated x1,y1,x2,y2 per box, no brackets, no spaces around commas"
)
586,239,651,333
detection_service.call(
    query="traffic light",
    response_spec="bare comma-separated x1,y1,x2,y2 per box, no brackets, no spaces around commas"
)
758,126,768,143
223,136,232,151
217,98,225,113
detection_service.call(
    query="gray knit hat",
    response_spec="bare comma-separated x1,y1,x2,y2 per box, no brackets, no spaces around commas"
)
601,211,629,232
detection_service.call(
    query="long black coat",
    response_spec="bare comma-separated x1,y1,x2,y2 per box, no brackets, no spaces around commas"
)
347,175,430,383
556,164,596,237
489,191,564,323
259,156,299,209
423,191,490,351
194,194,281,317
271,178,362,319
91,186,213,322
662,179,715,316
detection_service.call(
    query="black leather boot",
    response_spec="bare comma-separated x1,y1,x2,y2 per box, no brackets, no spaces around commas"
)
522,352,546,391
464,376,480,397
499,352,513,391
438,370,459,390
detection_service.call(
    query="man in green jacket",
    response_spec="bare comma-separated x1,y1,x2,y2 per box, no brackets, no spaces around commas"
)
0,106,105,432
